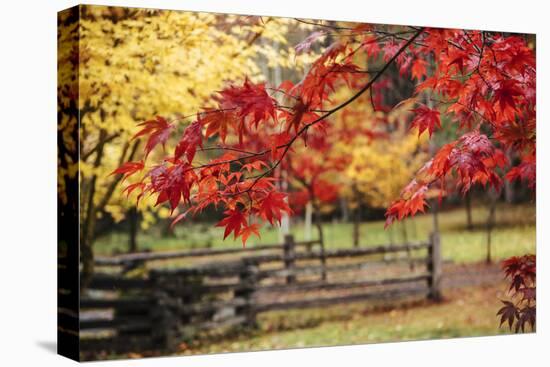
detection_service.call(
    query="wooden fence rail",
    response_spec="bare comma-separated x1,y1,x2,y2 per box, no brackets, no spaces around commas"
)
95,239,322,267
80,233,441,356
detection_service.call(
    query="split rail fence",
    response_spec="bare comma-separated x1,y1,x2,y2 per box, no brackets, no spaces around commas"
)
80,233,441,354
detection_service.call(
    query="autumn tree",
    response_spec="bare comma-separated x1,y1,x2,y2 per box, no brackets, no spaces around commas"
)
286,127,343,246
115,20,535,326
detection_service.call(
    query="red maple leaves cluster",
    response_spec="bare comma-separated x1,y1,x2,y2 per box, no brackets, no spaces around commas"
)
112,23,390,244
113,24,535,252
384,30,535,226
112,79,291,244
497,255,536,332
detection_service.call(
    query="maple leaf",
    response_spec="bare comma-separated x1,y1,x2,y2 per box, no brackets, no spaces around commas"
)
385,182,428,228
295,31,326,55
519,287,536,302
216,209,248,240
506,153,536,189
241,160,269,173
497,300,518,330
410,104,441,137
218,78,277,129
429,143,456,177
361,36,381,58
133,116,174,157
447,49,470,74
122,182,146,199
411,58,428,80
285,98,310,133
493,80,523,119
516,306,536,332
381,41,400,62
201,109,238,143
269,132,292,160
509,274,525,292
148,161,198,212
502,256,523,278
240,223,261,246
110,160,144,181
174,120,203,162
258,191,292,225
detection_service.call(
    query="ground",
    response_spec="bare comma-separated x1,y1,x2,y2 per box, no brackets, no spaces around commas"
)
174,262,520,356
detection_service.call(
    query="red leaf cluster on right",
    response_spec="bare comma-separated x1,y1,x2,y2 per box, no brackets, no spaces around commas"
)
497,254,536,333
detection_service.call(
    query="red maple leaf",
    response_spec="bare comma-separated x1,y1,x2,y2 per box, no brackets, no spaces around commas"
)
410,105,441,137
110,160,144,181
493,80,523,119
258,191,292,225
201,109,238,143
240,223,261,246
497,301,519,330
174,120,203,162
133,116,174,157
411,58,428,80
218,78,277,129
216,209,248,240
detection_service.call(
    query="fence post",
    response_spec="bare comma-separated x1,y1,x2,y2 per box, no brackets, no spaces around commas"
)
283,234,296,284
236,259,259,328
427,232,442,301
149,271,177,351
319,239,327,282
121,259,143,274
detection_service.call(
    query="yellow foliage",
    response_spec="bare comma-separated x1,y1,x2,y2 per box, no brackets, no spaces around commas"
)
58,5,314,229
328,86,428,209
345,131,428,208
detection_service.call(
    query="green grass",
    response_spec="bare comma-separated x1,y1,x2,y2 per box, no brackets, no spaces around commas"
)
95,203,535,263
174,282,519,356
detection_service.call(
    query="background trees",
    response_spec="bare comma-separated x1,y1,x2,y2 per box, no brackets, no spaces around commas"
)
59,6,316,285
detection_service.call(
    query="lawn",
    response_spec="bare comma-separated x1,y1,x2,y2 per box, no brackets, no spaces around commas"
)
95,203,535,264
173,281,520,356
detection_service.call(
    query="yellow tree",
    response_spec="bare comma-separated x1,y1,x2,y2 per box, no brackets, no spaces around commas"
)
58,5,312,286
336,99,428,246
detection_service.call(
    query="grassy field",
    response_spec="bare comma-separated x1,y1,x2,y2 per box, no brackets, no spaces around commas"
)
173,281,520,356
95,203,535,263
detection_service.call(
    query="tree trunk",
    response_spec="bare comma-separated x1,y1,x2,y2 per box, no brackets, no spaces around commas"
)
312,201,327,281
401,220,409,243
128,207,139,253
278,167,290,242
80,135,139,290
340,196,349,222
388,226,395,245
161,217,176,238
353,205,360,248
80,238,94,292
486,191,498,264
80,130,106,291
352,183,361,248
304,201,313,241
431,199,440,234
313,202,324,247
465,191,473,231
504,148,515,203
